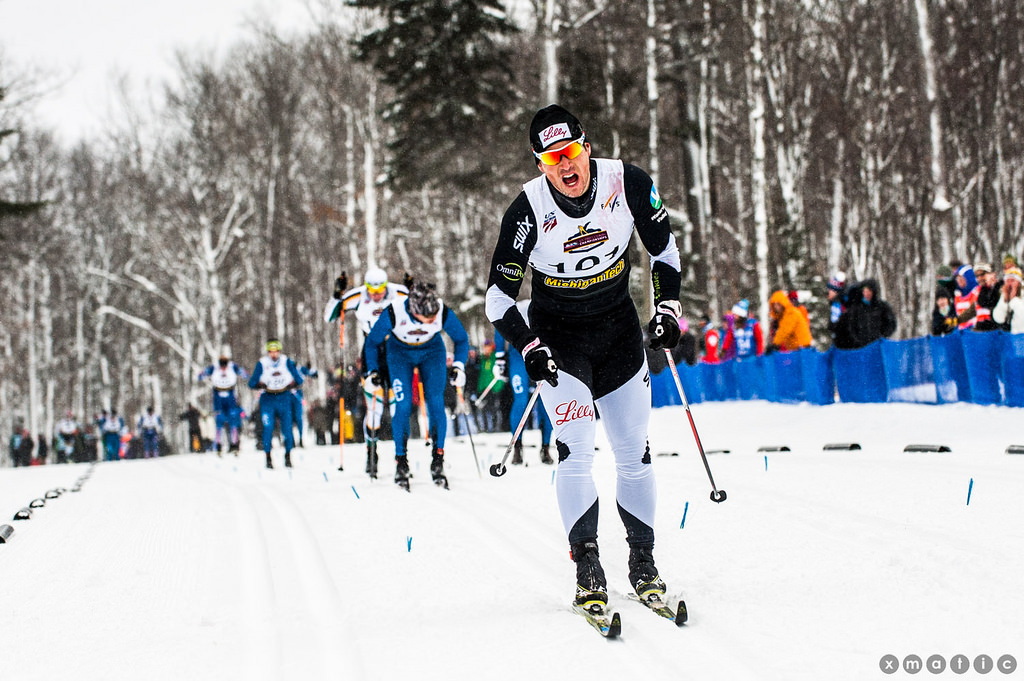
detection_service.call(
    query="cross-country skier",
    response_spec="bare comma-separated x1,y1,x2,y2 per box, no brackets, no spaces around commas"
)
136,406,163,458
324,267,409,477
248,339,304,469
98,409,125,462
485,105,683,616
493,300,553,465
197,349,249,454
363,281,469,490
55,411,79,464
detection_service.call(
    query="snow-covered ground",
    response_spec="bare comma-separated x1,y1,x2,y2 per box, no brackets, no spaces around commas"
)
2,401,1022,681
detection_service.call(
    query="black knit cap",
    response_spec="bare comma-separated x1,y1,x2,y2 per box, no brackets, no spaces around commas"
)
530,104,585,153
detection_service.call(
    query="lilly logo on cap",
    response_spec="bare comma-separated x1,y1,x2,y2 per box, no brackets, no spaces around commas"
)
540,123,571,145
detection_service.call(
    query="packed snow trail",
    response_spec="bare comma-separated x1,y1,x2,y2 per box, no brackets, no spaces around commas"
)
2,402,1023,680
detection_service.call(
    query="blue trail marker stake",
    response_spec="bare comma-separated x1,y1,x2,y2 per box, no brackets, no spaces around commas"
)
351,485,360,499
323,472,329,482
765,455,768,471
966,478,974,506
551,470,556,485
407,536,413,552
680,501,689,529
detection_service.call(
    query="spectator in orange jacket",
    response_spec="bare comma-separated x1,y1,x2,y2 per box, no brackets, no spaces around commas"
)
767,290,813,352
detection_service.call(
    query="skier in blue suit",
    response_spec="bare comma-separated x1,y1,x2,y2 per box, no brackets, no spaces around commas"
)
363,281,469,490
197,350,249,454
248,339,304,469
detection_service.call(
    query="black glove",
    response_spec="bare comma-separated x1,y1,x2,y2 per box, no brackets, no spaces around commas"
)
523,339,560,387
492,354,507,380
403,272,414,289
333,273,348,299
648,301,682,350
448,363,466,388
365,370,382,390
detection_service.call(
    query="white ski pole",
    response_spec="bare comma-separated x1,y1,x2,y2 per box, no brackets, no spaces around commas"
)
472,374,501,409
489,384,543,478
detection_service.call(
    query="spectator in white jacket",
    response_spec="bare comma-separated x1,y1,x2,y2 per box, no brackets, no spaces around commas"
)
993,267,1024,333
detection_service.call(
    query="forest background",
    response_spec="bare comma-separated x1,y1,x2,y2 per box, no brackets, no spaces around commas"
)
2,0,1022,444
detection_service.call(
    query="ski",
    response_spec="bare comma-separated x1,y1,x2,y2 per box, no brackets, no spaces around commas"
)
629,593,687,626
572,604,621,639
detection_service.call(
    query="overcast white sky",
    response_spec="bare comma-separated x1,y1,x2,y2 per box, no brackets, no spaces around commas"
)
0,0,317,142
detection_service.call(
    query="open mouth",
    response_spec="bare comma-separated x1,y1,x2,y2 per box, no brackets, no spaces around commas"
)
561,171,580,188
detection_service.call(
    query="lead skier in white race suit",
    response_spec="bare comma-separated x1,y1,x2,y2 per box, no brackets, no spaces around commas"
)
485,105,683,613
324,267,409,476
55,412,79,463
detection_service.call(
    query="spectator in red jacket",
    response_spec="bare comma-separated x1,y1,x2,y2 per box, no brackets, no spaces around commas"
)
699,313,721,364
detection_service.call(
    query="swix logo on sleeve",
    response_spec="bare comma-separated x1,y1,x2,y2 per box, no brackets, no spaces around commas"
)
540,123,571,145
553,400,594,425
513,216,533,253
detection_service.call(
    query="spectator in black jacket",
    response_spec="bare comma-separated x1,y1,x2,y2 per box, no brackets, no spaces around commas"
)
932,287,958,336
974,263,1003,331
179,404,204,452
834,279,897,349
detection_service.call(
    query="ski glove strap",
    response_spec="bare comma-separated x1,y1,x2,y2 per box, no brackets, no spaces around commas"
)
365,370,383,390
448,362,466,388
648,301,683,350
523,339,560,387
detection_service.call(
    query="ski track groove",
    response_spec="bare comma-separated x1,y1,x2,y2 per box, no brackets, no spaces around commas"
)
162,459,282,681
168,456,367,680
255,482,366,680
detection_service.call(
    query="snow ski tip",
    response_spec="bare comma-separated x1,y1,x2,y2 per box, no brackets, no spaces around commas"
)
607,611,622,638
674,600,688,626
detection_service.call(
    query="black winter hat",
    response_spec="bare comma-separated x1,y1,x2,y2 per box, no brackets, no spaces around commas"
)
530,105,585,153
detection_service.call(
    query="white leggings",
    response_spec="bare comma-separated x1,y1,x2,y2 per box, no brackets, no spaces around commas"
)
546,361,656,546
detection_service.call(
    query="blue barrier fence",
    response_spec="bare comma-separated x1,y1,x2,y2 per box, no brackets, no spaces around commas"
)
651,330,1024,409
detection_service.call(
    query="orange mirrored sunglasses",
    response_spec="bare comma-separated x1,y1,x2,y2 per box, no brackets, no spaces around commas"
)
534,136,586,166
366,281,388,294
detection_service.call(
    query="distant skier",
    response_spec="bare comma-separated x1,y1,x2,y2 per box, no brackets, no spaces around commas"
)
55,411,79,464
137,406,163,458
363,281,469,490
485,105,683,615
197,349,249,454
99,409,125,462
324,267,409,476
248,339,304,469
